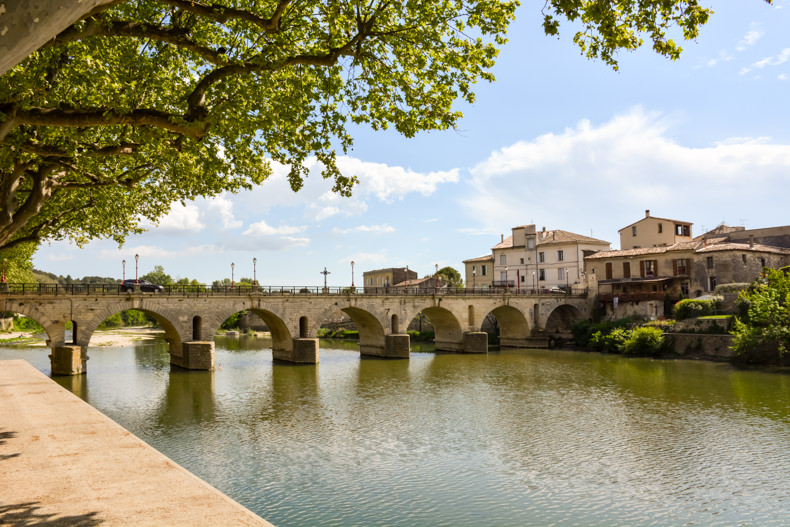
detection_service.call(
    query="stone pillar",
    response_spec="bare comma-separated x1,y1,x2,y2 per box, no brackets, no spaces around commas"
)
462,332,488,354
176,341,215,370
50,345,84,375
500,336,550,349
273,338,319,363
383,334,410,358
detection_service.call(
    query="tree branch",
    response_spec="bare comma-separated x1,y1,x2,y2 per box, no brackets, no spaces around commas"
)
51,19,229,65
157,0,291,34
13,106,207,139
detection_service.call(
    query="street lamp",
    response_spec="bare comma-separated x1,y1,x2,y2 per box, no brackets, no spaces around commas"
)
351,260,355,288
505,265,509,292
253,257,257,286
405,265,409,290
472,268,476,290
532,271,536,293
435,263,439,289
565,268,569,291
231,262,235,288
122,259,126,281
135,253,139,284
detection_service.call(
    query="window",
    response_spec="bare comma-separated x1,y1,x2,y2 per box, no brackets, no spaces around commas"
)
538,252,545,263
632,226,637,236
527,238,535,249
709,276,717,291
481,265,487,276
641,260,657,277
539,269,546,281
500,271,507,282
520,275,525,283
500,254,506,265
681,282,689,296
706,256,714,270
520,258,525,264
623,262,631,278
605,262,613,280
472,265,476,274
558,268,565,280
557,250,564,261
676,224,690,236
674,259,688,275
761,258,766,268
658,223,663,233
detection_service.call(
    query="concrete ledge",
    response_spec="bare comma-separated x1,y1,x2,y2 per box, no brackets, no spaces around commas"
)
0,360,271,526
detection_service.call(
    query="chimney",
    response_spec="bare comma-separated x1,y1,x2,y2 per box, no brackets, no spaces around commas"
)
749,235,754,248
501,234,504,243
542,226,546,232
645,209,650,217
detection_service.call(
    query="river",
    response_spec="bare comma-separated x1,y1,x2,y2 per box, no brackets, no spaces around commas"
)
2,335,790,526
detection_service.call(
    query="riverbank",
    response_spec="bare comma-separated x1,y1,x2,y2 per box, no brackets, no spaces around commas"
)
0,326,165,347
0,359,272,526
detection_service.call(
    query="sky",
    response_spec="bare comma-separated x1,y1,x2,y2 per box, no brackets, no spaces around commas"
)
34,1,790,286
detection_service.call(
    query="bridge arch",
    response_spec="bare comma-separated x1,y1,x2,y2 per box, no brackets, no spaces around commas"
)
544,304,584,334
486,305,531,348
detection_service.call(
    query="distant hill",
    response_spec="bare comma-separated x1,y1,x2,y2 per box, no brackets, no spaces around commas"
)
32,270,119,285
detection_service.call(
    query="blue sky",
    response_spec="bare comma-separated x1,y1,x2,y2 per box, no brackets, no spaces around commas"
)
35,1,790,286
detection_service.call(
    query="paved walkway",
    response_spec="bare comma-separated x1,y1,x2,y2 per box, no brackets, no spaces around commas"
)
0,360,273,526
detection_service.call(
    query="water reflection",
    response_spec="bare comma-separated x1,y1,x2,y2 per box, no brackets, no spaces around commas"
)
1,340,789,526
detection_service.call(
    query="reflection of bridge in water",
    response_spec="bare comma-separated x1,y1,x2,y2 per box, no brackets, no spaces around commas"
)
1,284,590,375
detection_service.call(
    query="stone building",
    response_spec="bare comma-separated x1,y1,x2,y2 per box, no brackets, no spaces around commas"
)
362,267,418,292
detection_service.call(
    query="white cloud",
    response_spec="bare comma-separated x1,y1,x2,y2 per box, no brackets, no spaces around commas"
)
336,157,459,202
331,224,396,235
142,203,204,232
737,25,764,51
206,195,242,229
243,220,305,236
705,50,734,68
741,47,790,74
780,73,788,80
463,108,790,238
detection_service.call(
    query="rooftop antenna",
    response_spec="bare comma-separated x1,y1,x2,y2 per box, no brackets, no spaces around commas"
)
739,218,747,227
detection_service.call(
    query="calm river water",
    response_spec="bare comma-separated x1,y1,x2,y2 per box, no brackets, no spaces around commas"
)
2,336,790,526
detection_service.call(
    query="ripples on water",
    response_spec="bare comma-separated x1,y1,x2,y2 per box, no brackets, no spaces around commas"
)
2,337,790,526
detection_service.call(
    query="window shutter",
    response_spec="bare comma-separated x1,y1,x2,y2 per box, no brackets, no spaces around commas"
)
640,260,645,277
673,259,678,276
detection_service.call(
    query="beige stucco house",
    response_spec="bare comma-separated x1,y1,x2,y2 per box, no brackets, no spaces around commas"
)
463,224,610,292
362,267,417,292
619,210,693,250
462,254,493,289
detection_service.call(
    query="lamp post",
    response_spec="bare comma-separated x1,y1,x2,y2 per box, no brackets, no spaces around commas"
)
505,265,509,292
122,259,126,281
405,265,409,290
472,268,476,291
565,268,569,291
135,253,139,284
231,262,235,288
351,260,355,288
435,263,439,290
253,258,257,286
532,271,536,293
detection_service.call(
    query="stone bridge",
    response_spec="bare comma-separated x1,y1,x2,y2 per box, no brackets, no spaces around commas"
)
1,288,591,375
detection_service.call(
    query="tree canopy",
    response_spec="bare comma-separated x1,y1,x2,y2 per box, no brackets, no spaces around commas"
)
0,0,739,254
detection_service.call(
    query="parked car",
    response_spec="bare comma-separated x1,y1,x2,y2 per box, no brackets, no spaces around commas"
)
121,279,163,293
546,286,565,294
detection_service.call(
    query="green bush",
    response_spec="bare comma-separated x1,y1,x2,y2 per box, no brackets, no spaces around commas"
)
623,326,664,356
674,296,721,320
590,327,630,353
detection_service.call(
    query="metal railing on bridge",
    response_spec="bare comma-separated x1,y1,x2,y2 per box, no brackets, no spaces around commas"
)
0,282,588,297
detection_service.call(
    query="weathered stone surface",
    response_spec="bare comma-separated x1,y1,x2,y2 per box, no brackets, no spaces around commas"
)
462,331,488,354
384,334,410,358
49,345,83,375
